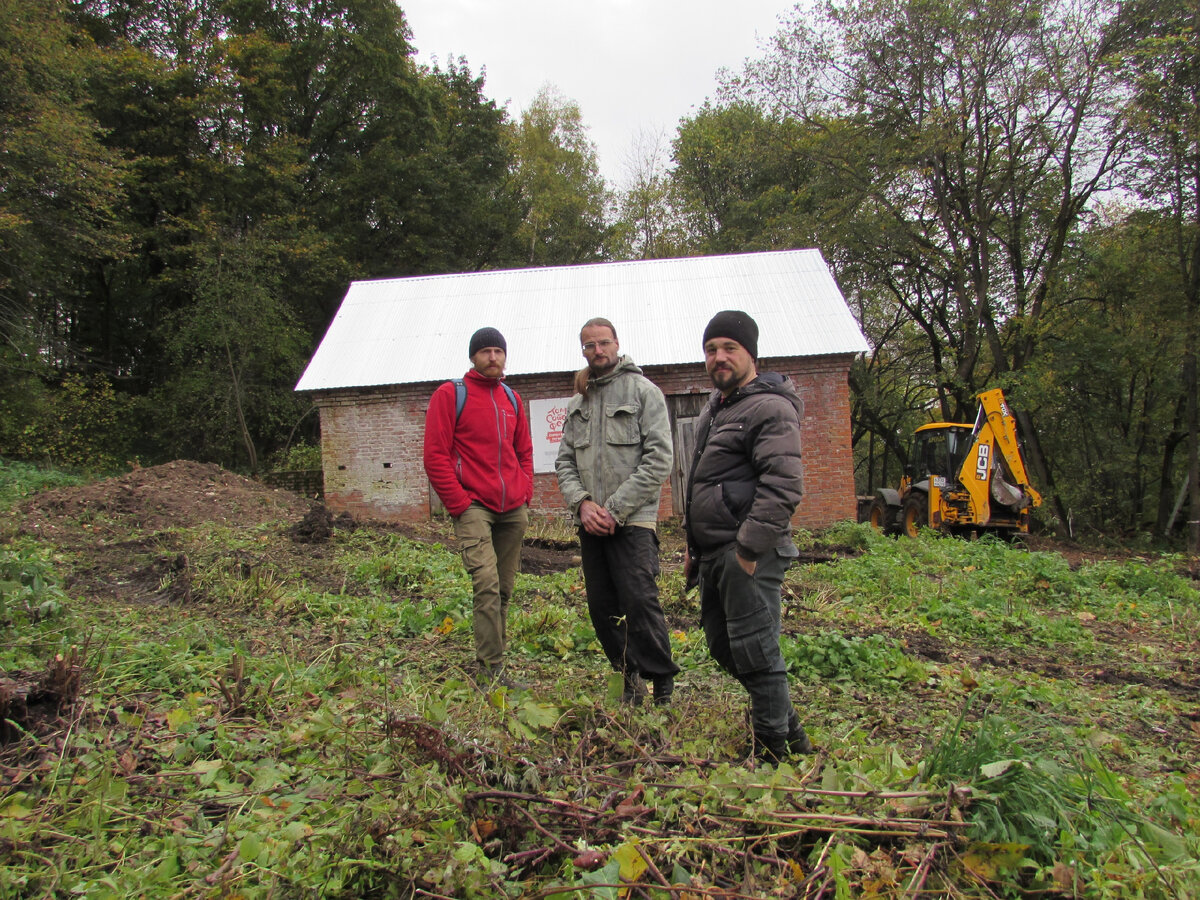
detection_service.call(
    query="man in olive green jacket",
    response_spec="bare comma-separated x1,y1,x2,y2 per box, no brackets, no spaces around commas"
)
556,317,680,705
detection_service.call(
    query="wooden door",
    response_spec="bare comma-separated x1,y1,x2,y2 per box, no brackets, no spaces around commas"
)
668,394,708,515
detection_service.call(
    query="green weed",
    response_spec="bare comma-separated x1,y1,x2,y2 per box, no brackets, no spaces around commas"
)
782,630,928,683
0,458,85,511
267,441,321,471
3,493,1197,899
921,697,1199,894
0,541,72,668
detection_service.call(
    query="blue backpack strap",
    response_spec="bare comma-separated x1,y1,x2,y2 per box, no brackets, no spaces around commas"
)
453,378,519,422
452,378,467,422
501,383,519,417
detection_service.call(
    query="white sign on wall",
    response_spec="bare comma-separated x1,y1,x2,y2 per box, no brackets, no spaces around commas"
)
530,396,573,474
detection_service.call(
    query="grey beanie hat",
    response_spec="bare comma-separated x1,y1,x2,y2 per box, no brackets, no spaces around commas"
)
469,326,507,357
702,310,759,359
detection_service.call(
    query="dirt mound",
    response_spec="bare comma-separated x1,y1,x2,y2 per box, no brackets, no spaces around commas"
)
288,505,358,544
19,460,312,543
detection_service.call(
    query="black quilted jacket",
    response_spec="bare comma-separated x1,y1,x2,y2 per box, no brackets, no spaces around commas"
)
684,372,804,561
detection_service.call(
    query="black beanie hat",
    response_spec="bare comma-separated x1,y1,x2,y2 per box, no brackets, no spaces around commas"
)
469,326,507,357
703,310,759,359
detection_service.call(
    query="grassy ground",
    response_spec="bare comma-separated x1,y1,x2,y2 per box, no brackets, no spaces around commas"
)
2,460,1198,898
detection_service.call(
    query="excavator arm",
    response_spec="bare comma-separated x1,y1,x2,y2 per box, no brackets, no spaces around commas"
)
975,389,1043,510
947,389,1043,529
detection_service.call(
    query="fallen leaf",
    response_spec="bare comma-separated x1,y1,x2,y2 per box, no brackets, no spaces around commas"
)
1052,861,1081,892
116,750,138,776
961,842,1029,880
614,841,648,882
470,817,497,841
572,849,607,870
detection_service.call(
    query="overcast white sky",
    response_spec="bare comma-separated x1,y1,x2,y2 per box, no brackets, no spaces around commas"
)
399,0,796,186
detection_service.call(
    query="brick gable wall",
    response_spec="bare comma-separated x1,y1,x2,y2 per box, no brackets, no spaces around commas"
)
313,354,858,529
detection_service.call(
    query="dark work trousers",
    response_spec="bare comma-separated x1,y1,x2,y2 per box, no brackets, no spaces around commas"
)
578,526,680,680
699,544,798,744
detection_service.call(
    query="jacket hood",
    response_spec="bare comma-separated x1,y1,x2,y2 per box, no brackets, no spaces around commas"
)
590,355,643,385
714,371,803,416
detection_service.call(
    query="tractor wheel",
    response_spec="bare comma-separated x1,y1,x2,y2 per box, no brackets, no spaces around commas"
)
867,497,895,534
900,493,928,538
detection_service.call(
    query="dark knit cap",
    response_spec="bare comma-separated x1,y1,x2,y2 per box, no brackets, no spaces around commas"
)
702,310,759,359
468,326,507,357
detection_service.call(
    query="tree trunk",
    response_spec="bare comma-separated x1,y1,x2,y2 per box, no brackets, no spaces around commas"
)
1185,347,1199,555
226,339,258,473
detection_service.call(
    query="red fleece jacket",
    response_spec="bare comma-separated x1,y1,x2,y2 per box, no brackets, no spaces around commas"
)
422,369,534,517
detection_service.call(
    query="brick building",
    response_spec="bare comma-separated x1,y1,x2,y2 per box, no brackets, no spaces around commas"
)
296,250,869,528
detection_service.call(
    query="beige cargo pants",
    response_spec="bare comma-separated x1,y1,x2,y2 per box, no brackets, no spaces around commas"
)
452,502,529,668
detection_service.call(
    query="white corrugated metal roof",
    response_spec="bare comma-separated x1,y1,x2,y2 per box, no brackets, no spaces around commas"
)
295,249,870,392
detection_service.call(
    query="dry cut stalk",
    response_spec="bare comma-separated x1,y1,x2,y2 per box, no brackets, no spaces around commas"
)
903,841,942,897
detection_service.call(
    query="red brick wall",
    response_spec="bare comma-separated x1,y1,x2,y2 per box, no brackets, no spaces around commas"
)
313,354,858,529
316,387,432,521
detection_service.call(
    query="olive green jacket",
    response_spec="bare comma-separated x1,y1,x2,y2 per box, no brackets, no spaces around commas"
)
554,357,673,528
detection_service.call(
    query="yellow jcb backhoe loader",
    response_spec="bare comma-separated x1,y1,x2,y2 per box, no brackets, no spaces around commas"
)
862,389,1043,538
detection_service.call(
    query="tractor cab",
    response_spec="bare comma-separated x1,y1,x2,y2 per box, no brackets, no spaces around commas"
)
905,422,973,487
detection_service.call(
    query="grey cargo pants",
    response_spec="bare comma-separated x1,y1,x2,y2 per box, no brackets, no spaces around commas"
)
699,544,799,745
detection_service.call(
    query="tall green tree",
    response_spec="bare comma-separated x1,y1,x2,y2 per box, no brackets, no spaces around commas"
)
152,220,310,470
0,0,126,367
411,60,524,272
0,0,128,460
73,0,262,386
671,102,821,254
55,0,521,466
508,85,611,265
735,0,1132,530
1025,210,1189,536
1118,0,1200,552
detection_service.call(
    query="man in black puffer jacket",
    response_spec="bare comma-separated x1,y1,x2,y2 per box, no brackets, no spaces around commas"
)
684,310,814,764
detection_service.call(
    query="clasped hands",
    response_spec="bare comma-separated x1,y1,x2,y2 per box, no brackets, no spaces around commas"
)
579,499,618,536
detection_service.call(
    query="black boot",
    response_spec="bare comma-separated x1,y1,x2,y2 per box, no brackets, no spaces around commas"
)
652,675,674,707
753,731,791,765
621,671,647,706
786,710,814,755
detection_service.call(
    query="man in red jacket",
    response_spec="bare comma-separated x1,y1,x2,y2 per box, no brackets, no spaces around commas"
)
423,327,534,685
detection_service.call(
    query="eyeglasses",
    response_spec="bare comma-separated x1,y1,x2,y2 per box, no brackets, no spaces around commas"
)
581,339,616,352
